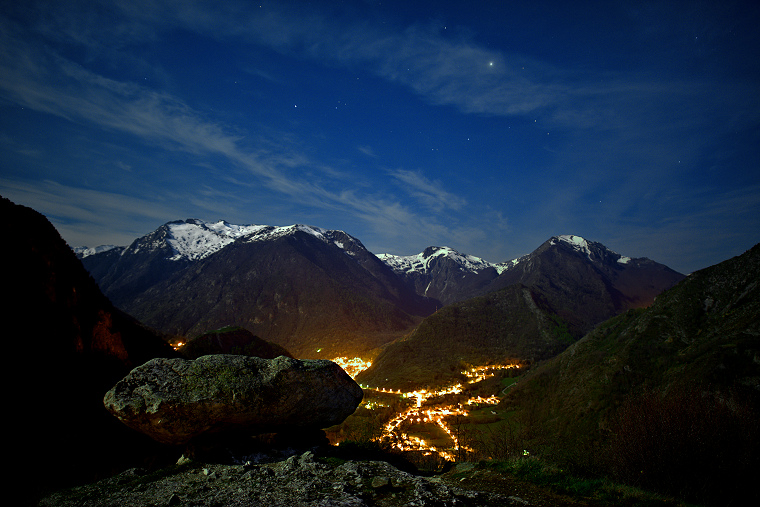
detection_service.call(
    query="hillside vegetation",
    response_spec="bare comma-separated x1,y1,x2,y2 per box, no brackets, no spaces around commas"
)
502,243,760,505
359,236,684,389
358,284,577,389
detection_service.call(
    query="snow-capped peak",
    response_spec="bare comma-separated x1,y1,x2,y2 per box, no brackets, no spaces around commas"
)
114,218,369,262
553,235,593,258
73,245,121,258
243,223,364,253
165,219,266,261
244,224,327,244
378,246,493,274
550,234,632,265
142,219,366,262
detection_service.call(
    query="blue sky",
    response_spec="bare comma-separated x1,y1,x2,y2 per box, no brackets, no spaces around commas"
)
1,0,758,274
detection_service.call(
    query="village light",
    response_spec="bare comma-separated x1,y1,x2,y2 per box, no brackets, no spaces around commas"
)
331,357,372,379
359,361,519,461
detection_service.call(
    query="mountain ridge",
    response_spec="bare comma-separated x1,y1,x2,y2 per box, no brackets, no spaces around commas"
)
356,234,685,387
76,218,369,261
77,219,684,363
501,241,760,504
75,221,637,275
77,219,673,309
82,219,439,359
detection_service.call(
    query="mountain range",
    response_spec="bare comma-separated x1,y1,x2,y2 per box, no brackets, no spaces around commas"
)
6,194,756,504
78,220,684,365
359,235,685,388
79,219,437,359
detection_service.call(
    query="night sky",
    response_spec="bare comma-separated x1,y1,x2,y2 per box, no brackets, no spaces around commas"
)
1,0,759,274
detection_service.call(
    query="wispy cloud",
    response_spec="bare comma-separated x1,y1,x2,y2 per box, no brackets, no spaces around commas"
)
45,1,563,120
229,9,561,118
357,145,376,158
0,178,176,246
389,169,465,212
0,14,473,252
2,1,757,272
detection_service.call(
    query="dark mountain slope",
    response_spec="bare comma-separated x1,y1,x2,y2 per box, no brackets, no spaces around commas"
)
88,220,195,308
483,236,685,335
358,236,684,388
502,243,760,504
178,326,293,360
357,284,577,389
119,229,437,359
379,246,500,306
0,196,177,498
77,245,125,281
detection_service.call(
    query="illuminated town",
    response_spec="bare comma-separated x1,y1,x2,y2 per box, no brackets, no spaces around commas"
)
333,357,519,460
331,356,373,379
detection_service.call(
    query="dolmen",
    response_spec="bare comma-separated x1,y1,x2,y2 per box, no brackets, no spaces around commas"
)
104,354,363,446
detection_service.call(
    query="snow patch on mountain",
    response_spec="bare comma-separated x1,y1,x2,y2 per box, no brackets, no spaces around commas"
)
81,219,367,263
165,220,266,261
163,220,367,261
553,235,593,258
378,246,492,274
73,245,121,258
551,234,633,265
494,256,525,274
243,224,363,253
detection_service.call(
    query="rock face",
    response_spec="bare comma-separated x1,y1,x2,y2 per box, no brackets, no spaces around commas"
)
104,355,363,445
39,452,519,507
1,197,177,495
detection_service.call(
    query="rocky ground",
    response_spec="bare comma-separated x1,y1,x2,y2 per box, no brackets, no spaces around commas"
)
38,448,587,507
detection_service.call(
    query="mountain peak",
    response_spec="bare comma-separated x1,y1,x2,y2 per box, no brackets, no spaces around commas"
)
243,223,367,255
82,219,370,265
555,234,590,249
164,219,265,261
548,234,632,265
379,246,492,275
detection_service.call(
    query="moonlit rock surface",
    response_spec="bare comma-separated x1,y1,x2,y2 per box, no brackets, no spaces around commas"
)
103,355,363,445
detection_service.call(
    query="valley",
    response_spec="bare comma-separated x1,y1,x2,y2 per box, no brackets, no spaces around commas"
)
328,357,520,462
76,216,696,467
5,195,757,506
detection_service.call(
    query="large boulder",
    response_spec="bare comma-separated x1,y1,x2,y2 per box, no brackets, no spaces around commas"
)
104,354,363,445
